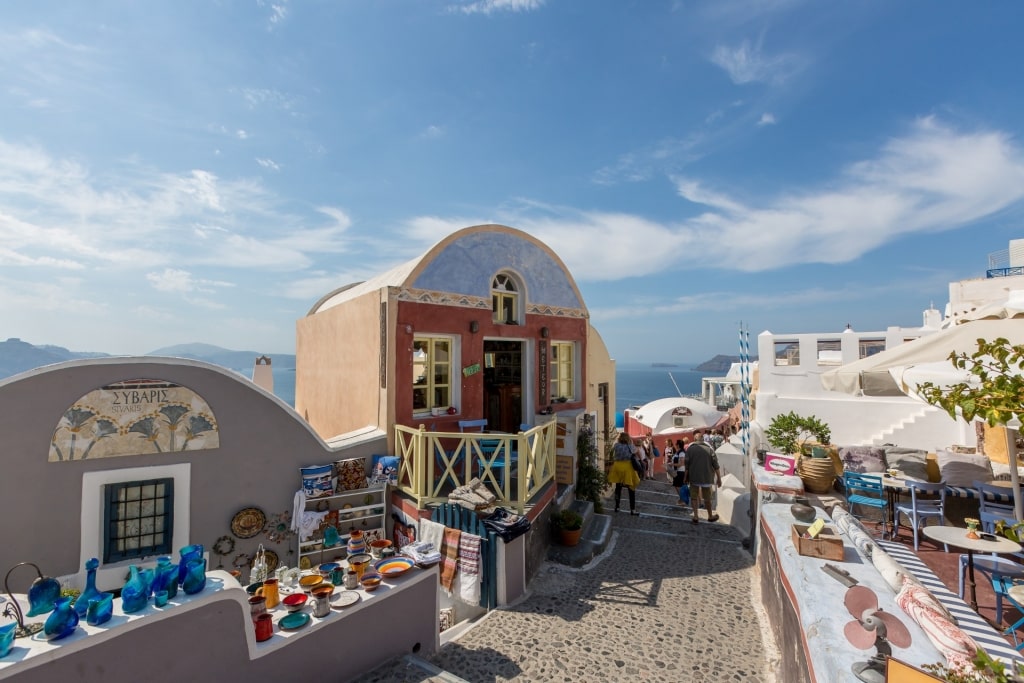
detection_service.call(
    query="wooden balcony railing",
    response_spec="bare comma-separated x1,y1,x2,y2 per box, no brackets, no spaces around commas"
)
393,422,557,513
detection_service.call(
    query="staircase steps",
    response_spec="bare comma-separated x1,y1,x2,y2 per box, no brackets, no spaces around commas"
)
546,499,613,568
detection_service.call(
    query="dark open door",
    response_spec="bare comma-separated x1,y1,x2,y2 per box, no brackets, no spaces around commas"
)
482,340,523,433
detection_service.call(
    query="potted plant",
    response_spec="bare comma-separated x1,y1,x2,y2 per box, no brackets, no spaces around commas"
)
766,412,834,493
552,508,584,546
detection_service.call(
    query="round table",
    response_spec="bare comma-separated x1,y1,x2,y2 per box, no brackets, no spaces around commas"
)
922,525,1022,611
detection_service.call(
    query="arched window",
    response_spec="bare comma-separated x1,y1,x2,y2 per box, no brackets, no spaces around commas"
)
492,273,519,325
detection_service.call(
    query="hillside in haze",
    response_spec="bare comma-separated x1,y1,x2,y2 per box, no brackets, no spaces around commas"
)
0,339,295,381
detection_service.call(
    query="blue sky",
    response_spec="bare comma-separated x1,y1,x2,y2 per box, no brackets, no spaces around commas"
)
3,1,1024,364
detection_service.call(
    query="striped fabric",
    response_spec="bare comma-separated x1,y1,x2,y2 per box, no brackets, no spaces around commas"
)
877,539,1024,667
946,485,1017,504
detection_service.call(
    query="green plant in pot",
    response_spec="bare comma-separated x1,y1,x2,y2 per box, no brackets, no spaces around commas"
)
766,411,834,493
552,508,584,546
764,411,832,455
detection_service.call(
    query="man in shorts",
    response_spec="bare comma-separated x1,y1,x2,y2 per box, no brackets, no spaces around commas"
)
686,430,722,524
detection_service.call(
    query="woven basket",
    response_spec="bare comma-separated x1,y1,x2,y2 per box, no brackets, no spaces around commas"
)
798,456,837,494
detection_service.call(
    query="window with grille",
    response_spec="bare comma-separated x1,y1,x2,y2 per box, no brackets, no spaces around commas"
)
491,274,519,325
550,341,575,400
413,337,452,413
103,478,174,563
859,338,886,359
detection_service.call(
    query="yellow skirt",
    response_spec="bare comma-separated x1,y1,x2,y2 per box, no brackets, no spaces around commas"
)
608,459,640,488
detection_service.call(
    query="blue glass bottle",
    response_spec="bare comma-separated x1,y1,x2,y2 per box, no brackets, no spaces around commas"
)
138,567,155,600
75,557,103,618
152,556,178,600
43,596,79,640
182,557,207,595
178,544,203,585
85,593,114,626
121,565,149,613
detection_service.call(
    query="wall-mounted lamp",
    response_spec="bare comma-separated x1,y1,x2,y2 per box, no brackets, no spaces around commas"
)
469,321,479,334
540,326,550,338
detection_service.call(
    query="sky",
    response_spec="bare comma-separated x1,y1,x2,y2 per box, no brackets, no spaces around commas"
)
3,1,1024,364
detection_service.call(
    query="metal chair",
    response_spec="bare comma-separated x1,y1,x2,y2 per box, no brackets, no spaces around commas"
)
893,479,947,551
843,471,889,538
958,481,1024,623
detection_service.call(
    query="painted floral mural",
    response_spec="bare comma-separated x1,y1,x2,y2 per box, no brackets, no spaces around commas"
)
49,379,219,461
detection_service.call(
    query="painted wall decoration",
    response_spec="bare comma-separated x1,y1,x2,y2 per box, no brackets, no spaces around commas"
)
49,379,219,461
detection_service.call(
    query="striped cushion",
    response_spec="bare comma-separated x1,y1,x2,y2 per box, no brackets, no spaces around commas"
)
946,486,1016,504
877,539,1024,668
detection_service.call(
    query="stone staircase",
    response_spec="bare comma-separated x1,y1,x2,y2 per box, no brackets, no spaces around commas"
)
545,498,613,568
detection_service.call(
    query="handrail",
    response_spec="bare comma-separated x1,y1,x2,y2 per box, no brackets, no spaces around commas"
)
394,422,557,513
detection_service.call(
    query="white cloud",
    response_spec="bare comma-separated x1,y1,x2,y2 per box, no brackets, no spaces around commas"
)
452,0,545,15
256,158,280,171
399,118,1024,282
710,38,801,85
421,125,445,139
757,112,776,126
236,129,249,140
146,268,234,294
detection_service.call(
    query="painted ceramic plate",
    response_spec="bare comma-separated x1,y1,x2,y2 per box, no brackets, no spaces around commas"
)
231,507,267,539
331,591,360,609
374,556,415,578
251,549,279,573
279,611,311,631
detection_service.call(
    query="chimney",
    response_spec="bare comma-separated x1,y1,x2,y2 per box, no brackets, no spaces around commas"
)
252,355,274,394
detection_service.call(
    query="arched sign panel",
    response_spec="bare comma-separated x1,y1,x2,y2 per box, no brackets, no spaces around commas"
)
49,378,220,461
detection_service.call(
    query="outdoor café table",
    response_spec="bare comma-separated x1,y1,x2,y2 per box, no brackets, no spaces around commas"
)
922,525,1022,612
881,473,912,538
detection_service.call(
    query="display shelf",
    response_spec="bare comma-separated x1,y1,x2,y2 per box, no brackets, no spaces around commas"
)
295,479,387,567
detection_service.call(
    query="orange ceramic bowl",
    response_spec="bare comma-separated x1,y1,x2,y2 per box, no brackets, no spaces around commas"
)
360,575,382,592
299,574,323,592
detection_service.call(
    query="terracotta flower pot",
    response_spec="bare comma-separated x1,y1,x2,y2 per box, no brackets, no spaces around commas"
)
558,528,582,547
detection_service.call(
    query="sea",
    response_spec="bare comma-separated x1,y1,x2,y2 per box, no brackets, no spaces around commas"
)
266,361,704,423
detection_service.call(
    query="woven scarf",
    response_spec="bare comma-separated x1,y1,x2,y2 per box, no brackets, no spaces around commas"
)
456,533,482,605
440,526,462,594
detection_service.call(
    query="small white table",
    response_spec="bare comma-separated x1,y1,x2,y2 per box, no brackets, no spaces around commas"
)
923,525,1022,611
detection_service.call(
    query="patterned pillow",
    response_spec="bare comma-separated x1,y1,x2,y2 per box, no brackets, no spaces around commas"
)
937,450,993,488
896,579,977,670
839,446,887,473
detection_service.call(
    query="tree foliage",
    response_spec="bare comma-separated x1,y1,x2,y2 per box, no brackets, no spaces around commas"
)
918,337,1024,427
764,411,832,455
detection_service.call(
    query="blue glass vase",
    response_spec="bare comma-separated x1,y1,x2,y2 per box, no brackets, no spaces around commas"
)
75,557,103,618
43,596,79,640
138,567,155,600
178,544,203,586
85,592,114,626
26,573,61,617
121,565,149,613
0,622,16,659
152,556,178,600
182,557,207,595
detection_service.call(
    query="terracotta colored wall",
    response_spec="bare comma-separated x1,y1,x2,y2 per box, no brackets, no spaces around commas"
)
295,290,386,438
393,300,588,431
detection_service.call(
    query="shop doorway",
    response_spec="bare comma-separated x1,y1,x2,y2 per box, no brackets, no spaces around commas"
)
482,340,523,433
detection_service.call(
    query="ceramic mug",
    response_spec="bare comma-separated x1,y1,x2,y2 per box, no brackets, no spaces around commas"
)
343,570,359,590
311,585,333,618
255,613,273,642
256,578,280,609
348,553,372,580
248,595,267,619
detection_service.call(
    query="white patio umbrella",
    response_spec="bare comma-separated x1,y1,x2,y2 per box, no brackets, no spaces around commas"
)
821,309,1024,518
820,318,1024,397
632,397,722,435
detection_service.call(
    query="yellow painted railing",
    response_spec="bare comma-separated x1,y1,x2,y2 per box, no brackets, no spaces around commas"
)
394,422,557,513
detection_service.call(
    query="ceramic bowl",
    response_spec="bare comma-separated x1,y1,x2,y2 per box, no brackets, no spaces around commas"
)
368,539,393,559
360,574,382,592
790,504,816,523
318,562,340,578
282,592,308,612
299,574,324,592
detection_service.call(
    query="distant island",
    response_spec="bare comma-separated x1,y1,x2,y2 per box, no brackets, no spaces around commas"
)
691,354,757,373
650,362,678,368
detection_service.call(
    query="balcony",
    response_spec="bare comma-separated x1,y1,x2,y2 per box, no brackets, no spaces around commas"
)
393,422,557,513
